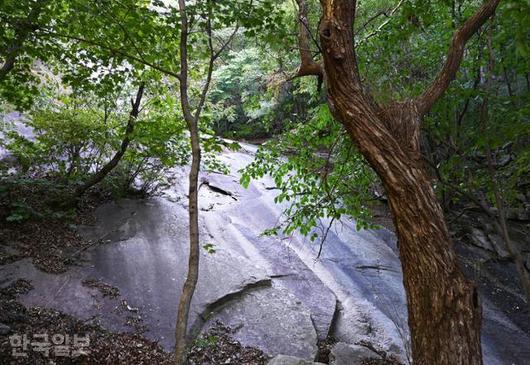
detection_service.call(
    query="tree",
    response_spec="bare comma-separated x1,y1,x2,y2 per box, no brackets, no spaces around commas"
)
173,0,210,362
0,0,49,80
311,0,501,363
72,83,145,199
172,1,284,363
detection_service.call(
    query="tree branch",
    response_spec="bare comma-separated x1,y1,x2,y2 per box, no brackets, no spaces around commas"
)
39,30,182,81
0,0,49,80
294,0,323,78
356,0,407,46
415,0,501,116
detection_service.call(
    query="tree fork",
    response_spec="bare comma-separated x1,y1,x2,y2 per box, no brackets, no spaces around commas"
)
317,0,501,363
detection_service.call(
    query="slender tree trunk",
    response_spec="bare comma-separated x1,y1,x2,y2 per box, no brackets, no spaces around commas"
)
72,83,145,198
488,172,530,311
316,0,497,362
174,123,201,365
173,2,234,363
480,22,530,310
174,1,200,363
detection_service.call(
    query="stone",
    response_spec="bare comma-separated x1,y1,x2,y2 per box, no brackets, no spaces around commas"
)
329,342,380,365
203,285,319,360
267,355,326,365
487,233,510,258
1,142,529,365
0,323,11,335
469,227,495,252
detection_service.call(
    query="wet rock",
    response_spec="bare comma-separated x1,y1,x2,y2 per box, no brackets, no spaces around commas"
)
329,342,380,365
204,285,319,360
469,228,495,252
467,227,510,258
267,355,326,365
0,323,11,335
2,143,529,365
487,233,510,258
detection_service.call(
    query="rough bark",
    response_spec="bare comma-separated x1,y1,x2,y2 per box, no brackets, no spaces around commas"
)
294,0,322,78
72,83,145,198
316,0,500,363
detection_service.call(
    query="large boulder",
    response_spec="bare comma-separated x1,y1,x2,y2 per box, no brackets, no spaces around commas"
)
329,342,380,365
203,285,319,360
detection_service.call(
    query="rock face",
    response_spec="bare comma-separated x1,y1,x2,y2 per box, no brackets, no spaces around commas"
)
1,143,529,364
0,323,10,335
329,342,381,365
202,285,318,359
268,355,326,365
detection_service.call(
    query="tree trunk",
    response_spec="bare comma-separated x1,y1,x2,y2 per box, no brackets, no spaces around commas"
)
384,155,482,365
173,1,233,362
174,1,201,363
72,83,145,199
328,87,482,365
318,0,484,363
174,122,201,365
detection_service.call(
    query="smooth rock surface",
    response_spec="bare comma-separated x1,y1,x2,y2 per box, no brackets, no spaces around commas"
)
329,342,380,365
1,142,529,364
203,284,318,359
268,355,326,365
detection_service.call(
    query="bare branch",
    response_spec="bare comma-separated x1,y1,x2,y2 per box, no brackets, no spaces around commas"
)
356,0,407,46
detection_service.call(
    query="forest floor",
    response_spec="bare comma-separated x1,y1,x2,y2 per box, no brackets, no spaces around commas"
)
0,278,273,364
0,185,107,273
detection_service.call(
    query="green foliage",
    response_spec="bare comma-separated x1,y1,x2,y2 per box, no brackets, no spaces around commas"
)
207,47,312,139
419,5,530,210
0,176,74,223
192,335,218,349
202,243,216,255
7,107,116,176
241,104,377,240
1,87,190,200
1,0,528,243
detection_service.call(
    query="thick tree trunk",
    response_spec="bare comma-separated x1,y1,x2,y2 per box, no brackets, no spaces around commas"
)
328,86,482,365
318,0,484,363
72,83,145,199
384,155,482,365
